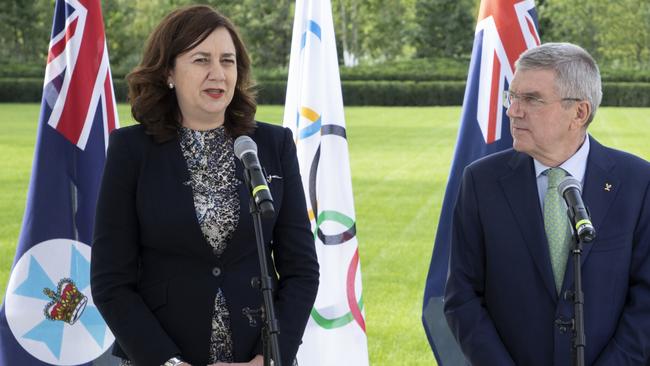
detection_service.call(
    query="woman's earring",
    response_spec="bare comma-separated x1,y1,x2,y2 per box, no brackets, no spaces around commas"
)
168,82,174,89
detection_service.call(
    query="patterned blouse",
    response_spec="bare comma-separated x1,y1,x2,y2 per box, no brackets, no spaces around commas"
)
121,126,240,365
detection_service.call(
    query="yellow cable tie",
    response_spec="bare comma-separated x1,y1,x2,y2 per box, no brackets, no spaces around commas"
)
252,185,269,196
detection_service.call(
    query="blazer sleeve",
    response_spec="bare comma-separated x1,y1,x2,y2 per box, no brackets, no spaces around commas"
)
255,127,319,365
91,129,182,366
593,180,650,365
443,166,516,366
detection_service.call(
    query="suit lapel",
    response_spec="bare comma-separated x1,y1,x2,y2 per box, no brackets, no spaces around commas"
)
500,152,559,300
220,150,257,264
163,135,214,258
561,136,619,291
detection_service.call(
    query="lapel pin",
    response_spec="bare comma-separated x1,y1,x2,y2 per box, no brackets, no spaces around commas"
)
604,183,612,192
266,174,283,183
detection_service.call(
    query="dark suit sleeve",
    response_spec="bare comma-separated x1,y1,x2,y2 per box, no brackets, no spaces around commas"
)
593,181,650,365
444,167,516,365
91,130,181,366
257,127,319,365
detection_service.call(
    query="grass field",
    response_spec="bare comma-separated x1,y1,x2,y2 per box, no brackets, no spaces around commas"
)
1,103,649,365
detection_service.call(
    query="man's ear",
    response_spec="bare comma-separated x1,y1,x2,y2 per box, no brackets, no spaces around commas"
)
573,100,591,129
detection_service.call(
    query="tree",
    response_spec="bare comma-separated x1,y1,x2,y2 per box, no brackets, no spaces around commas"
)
413,0,475,58
596,0,650,69
539,0,650,70
537,0,602,59
0,0,52,66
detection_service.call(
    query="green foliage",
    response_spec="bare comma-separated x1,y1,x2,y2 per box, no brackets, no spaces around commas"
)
601,83,650,107
101,0,295,70
0,0,52,64
0,78,43,102
196,0,294,67
254,58,470,82
2,0,649,74
338,58,469,81
0,63,44,78
539,0,650,70
357,0,418,61
331,0,420,64
342,81,465,106
4,77,650,108
414,0,475,58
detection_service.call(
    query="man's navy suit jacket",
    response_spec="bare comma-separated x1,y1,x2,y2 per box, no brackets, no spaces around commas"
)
444,136,650,365
91,122,319,366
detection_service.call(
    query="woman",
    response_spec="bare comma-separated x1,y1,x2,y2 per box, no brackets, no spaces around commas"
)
91,5,319,366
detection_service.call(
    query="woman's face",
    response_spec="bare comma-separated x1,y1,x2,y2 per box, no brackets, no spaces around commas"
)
168,27,237,130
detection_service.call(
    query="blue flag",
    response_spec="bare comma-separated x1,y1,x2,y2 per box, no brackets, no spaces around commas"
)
0,0,119,364
421,1,540,364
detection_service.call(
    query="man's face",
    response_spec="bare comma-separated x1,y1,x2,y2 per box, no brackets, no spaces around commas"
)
506,68,582,164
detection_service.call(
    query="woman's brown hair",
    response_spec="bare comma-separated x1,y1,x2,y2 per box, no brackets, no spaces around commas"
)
127,5,256,142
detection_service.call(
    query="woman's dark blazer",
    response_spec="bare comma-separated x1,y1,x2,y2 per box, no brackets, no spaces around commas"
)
90,122,319,366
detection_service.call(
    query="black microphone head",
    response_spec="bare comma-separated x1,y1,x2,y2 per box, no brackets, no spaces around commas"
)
558,176,582,196
234,135,257,160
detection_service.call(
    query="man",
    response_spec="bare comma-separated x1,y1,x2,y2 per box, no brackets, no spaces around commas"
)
444,42,650,365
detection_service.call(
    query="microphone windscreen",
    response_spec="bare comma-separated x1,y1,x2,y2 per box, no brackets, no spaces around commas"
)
234,135,257,160
558,176,582,196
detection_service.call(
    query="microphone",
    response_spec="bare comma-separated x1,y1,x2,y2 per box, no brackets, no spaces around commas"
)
234,136,275,218
557,177,596,243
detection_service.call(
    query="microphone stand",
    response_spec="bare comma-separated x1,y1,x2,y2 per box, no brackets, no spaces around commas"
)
566,209,593,366
569,232,586,366
244,171,283,366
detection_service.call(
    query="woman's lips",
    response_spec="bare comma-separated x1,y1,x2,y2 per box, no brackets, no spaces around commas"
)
204,88,224,99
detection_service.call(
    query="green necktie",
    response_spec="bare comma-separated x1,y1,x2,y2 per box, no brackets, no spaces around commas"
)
543,168,572,293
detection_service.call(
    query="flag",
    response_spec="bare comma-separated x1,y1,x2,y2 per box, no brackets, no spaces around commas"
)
0,0,119,364
422,0,540,364
283,1,369,365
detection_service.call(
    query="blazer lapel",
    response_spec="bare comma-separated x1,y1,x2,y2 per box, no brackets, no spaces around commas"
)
220,155,256,264
163,136,214,258
500,152,558,300
561,136,619,291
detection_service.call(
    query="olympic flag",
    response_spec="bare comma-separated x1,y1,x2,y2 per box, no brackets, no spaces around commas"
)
0,0,119,365
283,1,369,365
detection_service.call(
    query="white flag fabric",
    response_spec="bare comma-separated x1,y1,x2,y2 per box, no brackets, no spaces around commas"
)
283,1,369,365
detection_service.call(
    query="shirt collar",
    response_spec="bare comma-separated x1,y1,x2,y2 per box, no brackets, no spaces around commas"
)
534,134,590,183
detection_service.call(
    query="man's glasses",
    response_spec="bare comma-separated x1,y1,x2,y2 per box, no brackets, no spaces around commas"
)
503,90,582,109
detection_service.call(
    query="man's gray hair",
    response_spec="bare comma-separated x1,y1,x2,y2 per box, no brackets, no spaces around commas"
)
516,42,602,124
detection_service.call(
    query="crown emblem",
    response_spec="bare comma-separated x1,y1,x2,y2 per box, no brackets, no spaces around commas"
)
43,278,88,325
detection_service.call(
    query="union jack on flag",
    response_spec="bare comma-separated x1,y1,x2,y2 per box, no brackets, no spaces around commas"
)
44,0,118,148
422,1,540,364
0,0,119,365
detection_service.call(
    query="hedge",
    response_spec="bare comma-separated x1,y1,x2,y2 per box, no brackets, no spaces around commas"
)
5,59,650,83
253,59,650,83
254,58,470,82
2,77,649,107
256,80,466,105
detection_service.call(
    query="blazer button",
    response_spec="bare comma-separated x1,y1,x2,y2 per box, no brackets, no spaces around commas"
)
212,267,222,277
555,318,572,334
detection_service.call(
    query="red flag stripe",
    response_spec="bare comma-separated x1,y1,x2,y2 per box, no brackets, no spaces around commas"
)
48,17,79,63
103,73,116,132
487,51,501,144
526,16,541,46
55,1,105,144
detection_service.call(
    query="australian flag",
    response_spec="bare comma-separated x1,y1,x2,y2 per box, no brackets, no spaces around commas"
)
0,0,119,365
422,1,540,364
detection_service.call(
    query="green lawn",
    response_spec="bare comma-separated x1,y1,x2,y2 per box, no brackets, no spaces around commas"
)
1,103,649,365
